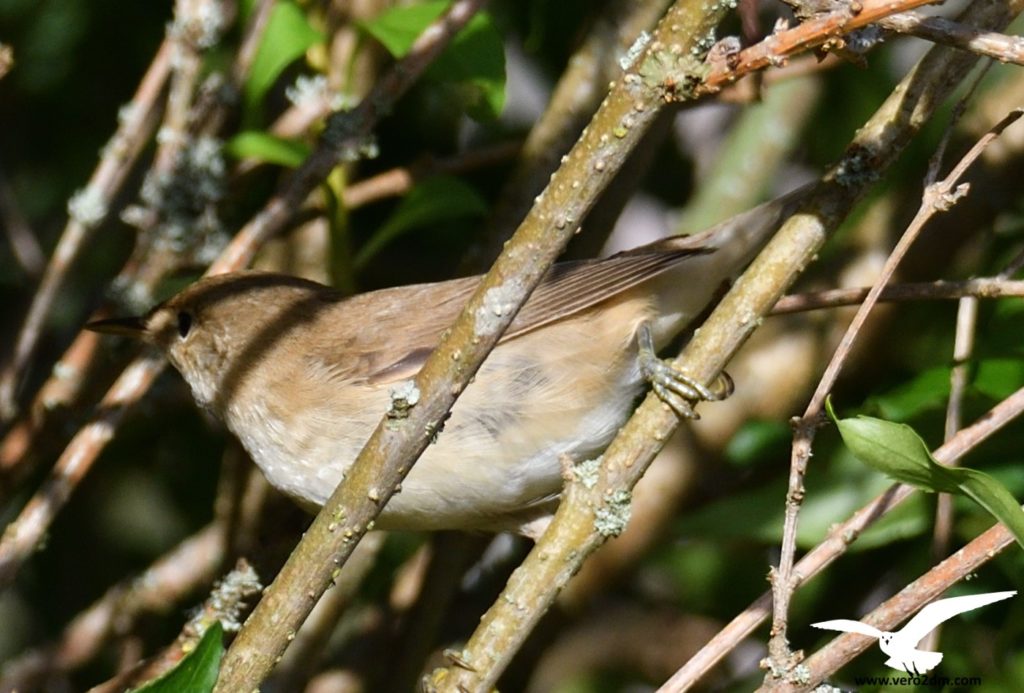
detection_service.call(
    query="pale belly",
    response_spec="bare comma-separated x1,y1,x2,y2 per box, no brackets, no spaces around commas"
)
226,296,657,532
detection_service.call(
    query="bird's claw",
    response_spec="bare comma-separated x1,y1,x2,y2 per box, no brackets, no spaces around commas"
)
637,322,733,420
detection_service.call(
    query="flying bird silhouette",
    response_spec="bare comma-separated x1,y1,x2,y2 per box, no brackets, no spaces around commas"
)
812,590,1016,674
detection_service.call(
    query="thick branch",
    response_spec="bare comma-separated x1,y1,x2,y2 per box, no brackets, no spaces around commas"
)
214,0,730,689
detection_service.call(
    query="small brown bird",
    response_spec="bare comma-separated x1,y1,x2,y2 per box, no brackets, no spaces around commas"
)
89,191,800,534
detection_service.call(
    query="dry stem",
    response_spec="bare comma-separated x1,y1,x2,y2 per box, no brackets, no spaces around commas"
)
771,278,1024,313
766,105,1024,676
0,0,482,597
217,1,735,688
882,11,1024,65
0,38,172,420
664,382,1024,691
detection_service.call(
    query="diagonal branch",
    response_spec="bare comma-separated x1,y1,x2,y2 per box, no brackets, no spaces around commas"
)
766,104,1023,678
214,1,738,689
0,0,485,592
0,37,173,420
881,11,1024,66
665,382,1024,692
702,0,944,91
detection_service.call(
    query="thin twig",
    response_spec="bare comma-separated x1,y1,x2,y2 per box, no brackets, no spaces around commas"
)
217,1,737,688
341,141,521,209
771,278,1024,313
664,383,1024,691
764,103,1023,677
194,0,274,138
0,38,173,420
920,291,977,654
152,4,206,175
231,0,275,91
882,11,1024,66
0,168,44,277
0,42,11,80
0,525,223,691
382,533,487,692
702,0,943,93
87,560,261,693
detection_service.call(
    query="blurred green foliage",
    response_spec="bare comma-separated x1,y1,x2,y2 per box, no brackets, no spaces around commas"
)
1,1,1023,691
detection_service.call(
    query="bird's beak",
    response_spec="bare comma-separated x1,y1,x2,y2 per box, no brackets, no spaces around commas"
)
85,315,148,338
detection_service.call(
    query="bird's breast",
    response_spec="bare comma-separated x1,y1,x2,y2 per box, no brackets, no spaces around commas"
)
221,292,660,532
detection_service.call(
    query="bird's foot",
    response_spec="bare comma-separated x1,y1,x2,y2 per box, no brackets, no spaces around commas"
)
637,322,733,420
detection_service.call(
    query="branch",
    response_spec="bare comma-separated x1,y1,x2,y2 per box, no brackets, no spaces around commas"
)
881,11,1024,66
0,0,483,593
0,36,172,420
766,104,1024,677
702,0,943,92
771,278,1024,313
663,382,1024,691
215,1,737,689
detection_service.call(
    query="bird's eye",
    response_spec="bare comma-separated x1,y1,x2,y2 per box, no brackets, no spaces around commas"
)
177,311,192,339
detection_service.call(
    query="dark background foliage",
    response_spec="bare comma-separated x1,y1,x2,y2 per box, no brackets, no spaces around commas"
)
2,0,1024,690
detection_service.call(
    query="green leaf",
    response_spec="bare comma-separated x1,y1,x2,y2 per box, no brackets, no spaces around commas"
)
225,131,310,168
354,176,487,269
828,399,1024,550
129,622,224,693
361,1,446,57
429,12,505,119
361,1,506,119
246,1,324,109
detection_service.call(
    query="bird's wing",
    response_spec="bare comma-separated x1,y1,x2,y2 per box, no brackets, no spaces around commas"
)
331,184,812,385
503,245,709,340
350,247,707,385
810,619,884,639
899,591,1016,645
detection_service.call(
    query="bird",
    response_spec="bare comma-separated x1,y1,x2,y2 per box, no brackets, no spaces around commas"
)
812,590,1016,674
87,189,803,535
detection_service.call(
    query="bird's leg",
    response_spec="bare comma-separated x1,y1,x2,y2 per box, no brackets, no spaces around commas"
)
637,322,734,419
